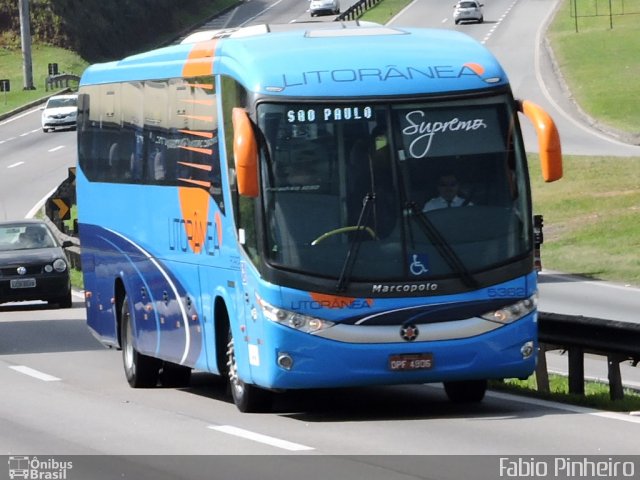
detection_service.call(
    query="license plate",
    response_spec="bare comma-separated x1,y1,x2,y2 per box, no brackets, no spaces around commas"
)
389,353,433,371
10,278,36,289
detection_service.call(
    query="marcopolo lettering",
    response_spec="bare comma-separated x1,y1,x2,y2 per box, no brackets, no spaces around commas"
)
372,283,438,294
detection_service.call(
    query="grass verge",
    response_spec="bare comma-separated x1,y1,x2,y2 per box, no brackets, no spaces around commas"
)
360,0,413,23
0,45,87,114
529,154,640,287
491,374,640,412
547,0,640,136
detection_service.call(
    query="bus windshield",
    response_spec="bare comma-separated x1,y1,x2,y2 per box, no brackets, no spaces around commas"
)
259,93,531,283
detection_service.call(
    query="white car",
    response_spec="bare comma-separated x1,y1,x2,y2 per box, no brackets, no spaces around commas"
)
310,0,340,17
41,94,78,132
453,0,484,24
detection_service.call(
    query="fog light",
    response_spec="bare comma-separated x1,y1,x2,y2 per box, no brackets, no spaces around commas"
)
277,352,293,370
521,341,535,359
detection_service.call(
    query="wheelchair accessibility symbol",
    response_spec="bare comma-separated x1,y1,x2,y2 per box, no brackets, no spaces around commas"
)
409,254,429,276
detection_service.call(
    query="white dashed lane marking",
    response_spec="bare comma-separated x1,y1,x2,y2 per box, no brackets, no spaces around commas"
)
208,425,314,451
9,365,61,382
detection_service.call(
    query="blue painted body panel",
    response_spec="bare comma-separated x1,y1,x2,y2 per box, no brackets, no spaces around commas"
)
78,23,536,389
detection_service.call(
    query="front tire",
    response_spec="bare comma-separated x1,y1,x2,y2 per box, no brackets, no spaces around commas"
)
444,379,487,403
226,329,272,413
121,295,161,388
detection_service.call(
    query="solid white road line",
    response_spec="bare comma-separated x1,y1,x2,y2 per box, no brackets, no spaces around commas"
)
9,365,61,382
487,390,640,424
208,425,314,451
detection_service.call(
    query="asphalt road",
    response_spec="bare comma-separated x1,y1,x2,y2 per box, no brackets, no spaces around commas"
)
1,304,640,455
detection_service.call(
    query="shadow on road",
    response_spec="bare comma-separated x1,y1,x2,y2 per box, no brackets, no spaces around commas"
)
181,372,553,422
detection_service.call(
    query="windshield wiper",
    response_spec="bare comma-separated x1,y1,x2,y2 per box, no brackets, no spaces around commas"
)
406,201,478,289
335,193,375,292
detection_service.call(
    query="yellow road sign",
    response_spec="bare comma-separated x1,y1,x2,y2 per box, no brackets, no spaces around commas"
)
52,198,70,220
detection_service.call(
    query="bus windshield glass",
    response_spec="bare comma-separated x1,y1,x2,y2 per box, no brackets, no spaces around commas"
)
258,94,531,283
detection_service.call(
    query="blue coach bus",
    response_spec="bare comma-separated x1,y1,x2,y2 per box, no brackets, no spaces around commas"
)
76,21,562,412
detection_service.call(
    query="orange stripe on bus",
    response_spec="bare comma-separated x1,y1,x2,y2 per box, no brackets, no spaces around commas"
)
181,99,215,106
178,129,214,139
179,178,212,188
182,39,217,78
177,161,213,172
186,83,214,90
179,114,215,123
178,187,211,254
179,146,213,156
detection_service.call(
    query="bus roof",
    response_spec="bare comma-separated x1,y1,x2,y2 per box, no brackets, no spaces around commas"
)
80,22,509,97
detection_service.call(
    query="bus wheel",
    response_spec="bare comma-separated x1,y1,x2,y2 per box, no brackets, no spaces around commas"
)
121,295,161,388
226,330,272,413
160,361,191,388
443,379,487,403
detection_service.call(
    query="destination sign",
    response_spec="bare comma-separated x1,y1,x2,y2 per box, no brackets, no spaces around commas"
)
286,105,375,124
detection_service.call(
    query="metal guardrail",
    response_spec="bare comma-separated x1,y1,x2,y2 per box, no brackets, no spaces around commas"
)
336,0,384,21
537,312,640,400
45,74,80,92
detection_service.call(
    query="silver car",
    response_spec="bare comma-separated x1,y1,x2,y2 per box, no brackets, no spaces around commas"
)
310,0,340,16
41,94,78,132
453,0,484,24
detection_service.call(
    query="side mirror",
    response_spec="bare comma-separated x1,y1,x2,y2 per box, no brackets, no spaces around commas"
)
61,240,74,248
518,100,563,182
232,108,259,197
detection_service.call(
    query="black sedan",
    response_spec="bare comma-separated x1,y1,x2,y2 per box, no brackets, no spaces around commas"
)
0,220,73,308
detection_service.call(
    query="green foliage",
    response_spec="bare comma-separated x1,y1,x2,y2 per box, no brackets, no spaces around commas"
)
530,154,640,286
70,267,84,290
0,0,72,48
0,45,87,115
0,0,238,63
360,0,413,23
492,374,640,412
548,0,640,135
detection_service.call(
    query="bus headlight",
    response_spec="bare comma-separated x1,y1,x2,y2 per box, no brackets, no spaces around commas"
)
481,294,537,324
257,296,334,333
